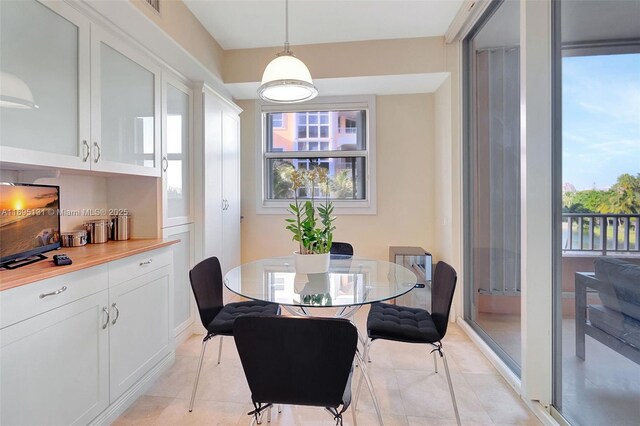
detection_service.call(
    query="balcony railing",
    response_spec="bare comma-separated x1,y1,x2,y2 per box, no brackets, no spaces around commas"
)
563,213,640,255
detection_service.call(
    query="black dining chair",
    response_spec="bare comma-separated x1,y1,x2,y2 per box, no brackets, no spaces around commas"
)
358,261,461,425
188,256,280,412
234,315,359,426
330,241,354,257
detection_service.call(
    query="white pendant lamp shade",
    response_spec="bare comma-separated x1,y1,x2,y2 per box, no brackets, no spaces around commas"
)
257,0,318,103
0,72,38,109
258,53,318,103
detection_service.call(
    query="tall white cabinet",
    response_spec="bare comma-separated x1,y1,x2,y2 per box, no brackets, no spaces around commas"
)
194,85,242,276
161,73,196,342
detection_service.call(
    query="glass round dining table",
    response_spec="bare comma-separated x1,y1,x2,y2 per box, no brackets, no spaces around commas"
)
224,254,415,426
223,255,418,318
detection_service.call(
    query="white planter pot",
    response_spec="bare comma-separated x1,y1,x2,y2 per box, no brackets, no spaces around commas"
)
293,252,330,274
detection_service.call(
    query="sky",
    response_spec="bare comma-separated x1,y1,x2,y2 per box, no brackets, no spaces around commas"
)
562,53,640,191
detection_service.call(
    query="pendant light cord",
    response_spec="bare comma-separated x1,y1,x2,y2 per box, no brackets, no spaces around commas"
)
284,0,290,53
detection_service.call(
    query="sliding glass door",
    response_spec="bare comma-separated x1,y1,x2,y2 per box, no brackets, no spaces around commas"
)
464,0,522,373
553,0,640,424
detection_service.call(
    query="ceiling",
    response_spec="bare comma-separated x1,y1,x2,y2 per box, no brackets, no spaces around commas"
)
183,0,464,98
183,0,465,50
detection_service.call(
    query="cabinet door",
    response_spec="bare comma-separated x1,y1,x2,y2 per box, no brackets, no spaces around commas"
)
109,265,172,401
163,224,195,336
0,290,109,425
0,0,90,169
198,88,223,261
90,26,161,177
162,75,193,227
222,109,241,274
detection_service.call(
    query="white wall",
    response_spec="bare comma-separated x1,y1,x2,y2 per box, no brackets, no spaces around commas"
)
239,94,437,262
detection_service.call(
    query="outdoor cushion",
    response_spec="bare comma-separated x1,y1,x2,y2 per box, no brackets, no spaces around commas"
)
589,304,640,350
594,258,640,322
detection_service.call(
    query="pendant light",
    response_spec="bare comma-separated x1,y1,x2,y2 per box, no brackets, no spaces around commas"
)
257,0,318,103
0,72,38,109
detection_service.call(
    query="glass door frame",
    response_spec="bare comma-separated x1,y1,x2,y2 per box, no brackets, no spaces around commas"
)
460,0,555,415
462,0,523,377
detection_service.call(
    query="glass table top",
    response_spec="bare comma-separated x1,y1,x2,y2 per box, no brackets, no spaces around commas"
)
224,255,418,308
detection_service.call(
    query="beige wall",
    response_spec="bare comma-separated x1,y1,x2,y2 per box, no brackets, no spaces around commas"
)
224,37,446,83
130,0,224,79
433,42,463,317
238,94,436,263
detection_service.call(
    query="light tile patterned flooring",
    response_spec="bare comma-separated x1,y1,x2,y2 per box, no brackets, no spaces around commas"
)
114,307,541,425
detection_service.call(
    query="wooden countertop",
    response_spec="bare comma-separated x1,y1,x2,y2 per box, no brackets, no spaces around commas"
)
0,239,178,292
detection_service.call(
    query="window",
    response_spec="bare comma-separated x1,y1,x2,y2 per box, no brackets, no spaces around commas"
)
257,97,376,214
271,113,284,129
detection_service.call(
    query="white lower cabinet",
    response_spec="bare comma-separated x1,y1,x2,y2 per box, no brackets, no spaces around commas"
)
0,290,110,426
109,265,172,401
0,246,174,425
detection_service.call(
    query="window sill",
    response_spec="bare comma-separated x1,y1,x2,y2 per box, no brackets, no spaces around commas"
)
256,200,377,215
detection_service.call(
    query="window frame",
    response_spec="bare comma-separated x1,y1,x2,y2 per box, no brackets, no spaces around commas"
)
255,96,377,215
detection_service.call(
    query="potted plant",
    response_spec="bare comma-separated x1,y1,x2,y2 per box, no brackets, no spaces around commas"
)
285,167,336,273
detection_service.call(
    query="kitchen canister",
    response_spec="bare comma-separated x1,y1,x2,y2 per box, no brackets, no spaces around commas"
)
60,230,88,247
85,219,110,244
110,214,130,241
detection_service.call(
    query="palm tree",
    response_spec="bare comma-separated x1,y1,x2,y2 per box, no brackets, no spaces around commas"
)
600,173,640,214
272,160,295,199
329,170,354,199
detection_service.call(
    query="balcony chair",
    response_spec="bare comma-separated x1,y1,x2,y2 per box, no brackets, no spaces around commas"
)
188,256,280,412
233,315,359,426
330,241,354,257
357,261,461,426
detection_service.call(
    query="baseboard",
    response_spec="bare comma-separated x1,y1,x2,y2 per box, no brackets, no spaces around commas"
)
89,352,175,426
191,321,205,336
174,321,195,346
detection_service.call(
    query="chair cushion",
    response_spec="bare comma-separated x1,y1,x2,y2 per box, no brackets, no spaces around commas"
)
207,300,279,335
367,302,440,344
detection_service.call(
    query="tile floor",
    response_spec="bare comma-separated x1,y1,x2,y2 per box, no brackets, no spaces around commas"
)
474,311,640,425
114,307,541,425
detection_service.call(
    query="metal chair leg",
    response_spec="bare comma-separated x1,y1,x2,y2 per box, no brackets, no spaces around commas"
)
189,338,210,412
441,350,461,426
217,335,224,364
353,339,372,409
433,350,438,373
354,350,383,426
351,403,358,426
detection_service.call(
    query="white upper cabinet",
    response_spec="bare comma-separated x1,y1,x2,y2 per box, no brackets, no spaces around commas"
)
0,0,90,169
91,26,161,176
162,74,193,226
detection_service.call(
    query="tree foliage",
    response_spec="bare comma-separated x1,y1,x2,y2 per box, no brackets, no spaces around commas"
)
563,173,640,214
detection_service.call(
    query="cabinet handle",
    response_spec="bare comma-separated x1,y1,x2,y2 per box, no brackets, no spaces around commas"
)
39,285,67,299
111,303,120,325
139,259,153,266
93,141,101,163
102,306,110,329
82,140,90,162
162,156,168,172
